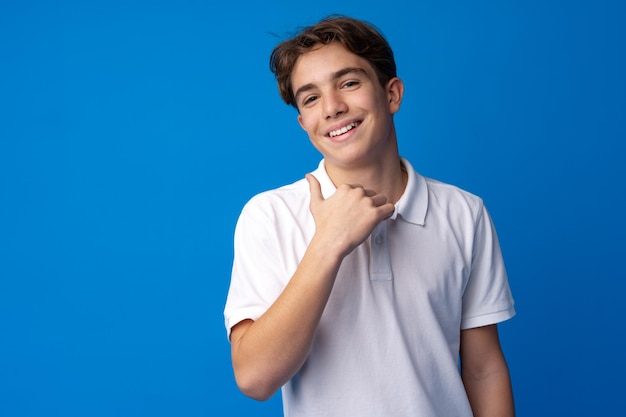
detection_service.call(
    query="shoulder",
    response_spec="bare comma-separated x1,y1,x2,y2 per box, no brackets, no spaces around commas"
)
239,177,311,222
424,176,485,214
415,176,490,234
396,158,486,226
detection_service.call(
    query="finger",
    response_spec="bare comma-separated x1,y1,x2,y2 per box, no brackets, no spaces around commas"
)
345,185,379,199
363,188,377,198
306,174,324,203
373,199,395,215
380,203,396,219
370,194,388,206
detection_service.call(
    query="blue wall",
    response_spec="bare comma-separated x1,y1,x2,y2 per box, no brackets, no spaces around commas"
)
1,1,624,416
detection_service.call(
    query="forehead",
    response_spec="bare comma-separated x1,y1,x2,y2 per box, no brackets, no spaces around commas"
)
290,42,375,90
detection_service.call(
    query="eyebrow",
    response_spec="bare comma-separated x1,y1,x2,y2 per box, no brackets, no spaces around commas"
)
293,67,369,103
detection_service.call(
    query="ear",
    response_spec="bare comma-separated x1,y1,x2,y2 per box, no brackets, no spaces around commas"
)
386,77,404,114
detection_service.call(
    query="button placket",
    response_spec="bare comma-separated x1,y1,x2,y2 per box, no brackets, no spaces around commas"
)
369,221,392,281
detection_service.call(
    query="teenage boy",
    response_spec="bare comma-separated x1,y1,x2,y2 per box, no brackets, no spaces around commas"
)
224,15,516,417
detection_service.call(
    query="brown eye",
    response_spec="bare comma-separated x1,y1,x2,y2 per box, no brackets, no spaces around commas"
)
303,95,318,106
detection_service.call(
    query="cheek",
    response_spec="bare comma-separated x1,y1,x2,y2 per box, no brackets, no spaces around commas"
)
297,114,316,134
299,115,324,151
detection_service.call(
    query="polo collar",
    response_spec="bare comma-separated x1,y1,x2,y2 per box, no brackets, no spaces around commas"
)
394,157,428,226
311,160,337,200
310,158,428,226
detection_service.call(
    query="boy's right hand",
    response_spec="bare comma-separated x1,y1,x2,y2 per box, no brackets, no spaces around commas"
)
306,173,395,259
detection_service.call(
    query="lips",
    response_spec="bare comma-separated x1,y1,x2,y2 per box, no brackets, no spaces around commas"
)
327,121,361,138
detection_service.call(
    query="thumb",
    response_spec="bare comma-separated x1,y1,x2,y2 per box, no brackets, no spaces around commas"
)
306,173,324,205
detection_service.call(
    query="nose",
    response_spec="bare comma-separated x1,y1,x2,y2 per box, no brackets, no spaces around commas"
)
323,91,347,119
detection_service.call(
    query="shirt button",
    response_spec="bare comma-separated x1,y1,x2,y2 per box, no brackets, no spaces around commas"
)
374,235,384,245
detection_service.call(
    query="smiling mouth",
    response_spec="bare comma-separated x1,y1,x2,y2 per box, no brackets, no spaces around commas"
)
328,121,360,138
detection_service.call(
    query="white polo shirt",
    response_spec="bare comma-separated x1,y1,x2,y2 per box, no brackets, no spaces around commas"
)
224,158,515,417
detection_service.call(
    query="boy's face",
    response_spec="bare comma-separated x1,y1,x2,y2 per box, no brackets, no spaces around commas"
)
291,42,403,171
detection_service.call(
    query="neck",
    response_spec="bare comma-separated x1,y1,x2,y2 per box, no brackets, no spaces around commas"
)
324,155,407,204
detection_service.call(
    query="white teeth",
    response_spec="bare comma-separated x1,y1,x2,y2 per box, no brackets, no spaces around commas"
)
329,122,358,137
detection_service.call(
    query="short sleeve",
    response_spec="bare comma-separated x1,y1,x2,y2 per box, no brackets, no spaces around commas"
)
460,203,515,329
223,197,291,340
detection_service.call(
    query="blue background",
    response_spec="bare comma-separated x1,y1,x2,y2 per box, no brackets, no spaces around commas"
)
1,0,624,416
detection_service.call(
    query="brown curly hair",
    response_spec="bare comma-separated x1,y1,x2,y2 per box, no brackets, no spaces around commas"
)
269,15,397,108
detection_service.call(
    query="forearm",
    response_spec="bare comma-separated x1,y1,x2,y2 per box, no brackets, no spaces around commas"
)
460,325,515,417
231,237,342,400
462,356,515,417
